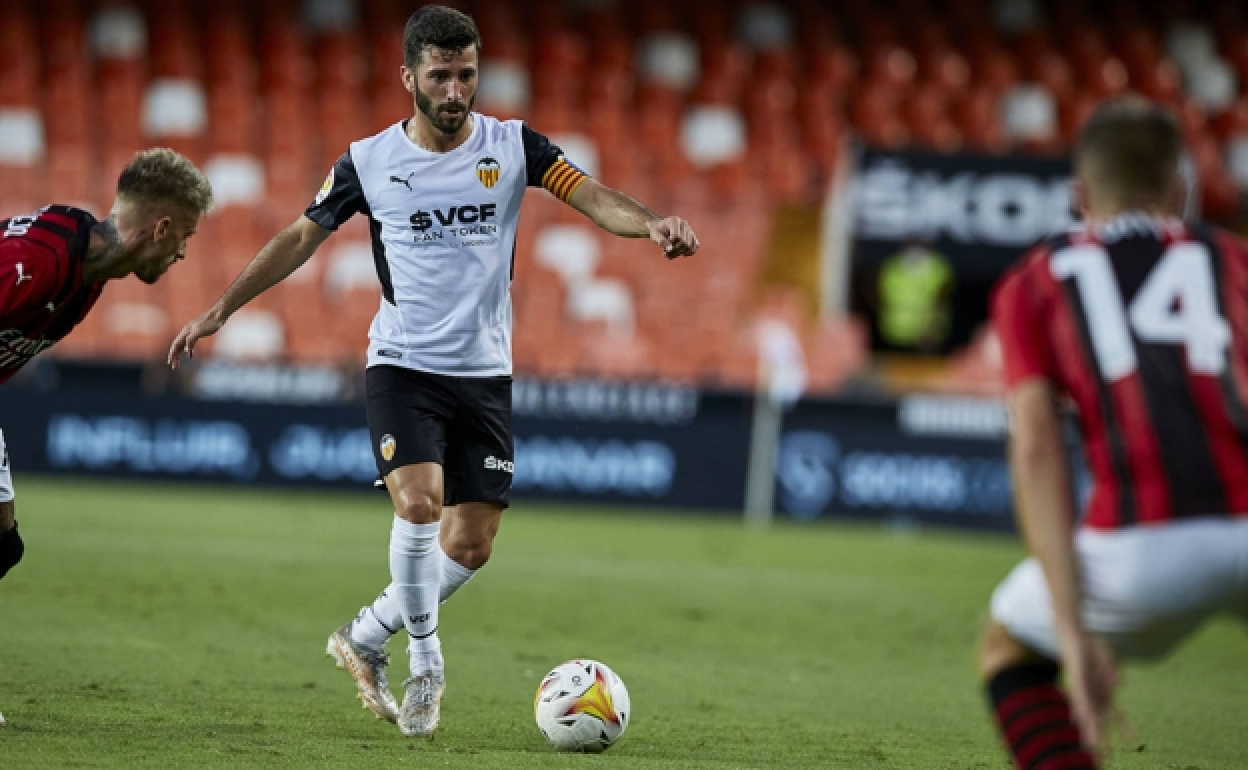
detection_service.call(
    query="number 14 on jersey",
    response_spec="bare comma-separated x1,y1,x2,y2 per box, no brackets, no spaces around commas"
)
1052,242,1232,381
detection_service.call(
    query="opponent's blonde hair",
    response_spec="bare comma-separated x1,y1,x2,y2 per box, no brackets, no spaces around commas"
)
116,148,214,215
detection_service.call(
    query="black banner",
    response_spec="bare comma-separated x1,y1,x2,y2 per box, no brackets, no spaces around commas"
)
0,378,754,511
773,394,1088,532
0,363,1094,533
850,148,1074,353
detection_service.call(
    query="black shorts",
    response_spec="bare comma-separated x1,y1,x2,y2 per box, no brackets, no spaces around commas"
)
365,365,513,508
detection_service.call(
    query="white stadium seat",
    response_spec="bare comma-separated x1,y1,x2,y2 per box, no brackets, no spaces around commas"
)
534,225,601,285
681,105,747,168
204,155,266,207
1166,24,1218,74
107,302,168,336
477,60,531,114
0,108,44,166
637,33,699,91
143,78,207,138
547,133,599,179
215,309,285,360
324,242,379,296
1000,85,1057,142
303,0,358,32
91,5,147,59
1184,59,1238,112
567,278,635,336
1227,135,1248,191
737,3,794,49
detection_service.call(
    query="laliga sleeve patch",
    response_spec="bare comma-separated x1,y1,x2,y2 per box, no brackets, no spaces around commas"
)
315,168,335,205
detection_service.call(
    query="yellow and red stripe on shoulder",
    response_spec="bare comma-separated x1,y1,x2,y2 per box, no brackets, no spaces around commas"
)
541,156,589,203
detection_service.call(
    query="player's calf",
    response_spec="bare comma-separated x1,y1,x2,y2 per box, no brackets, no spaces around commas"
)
980,621,1098,770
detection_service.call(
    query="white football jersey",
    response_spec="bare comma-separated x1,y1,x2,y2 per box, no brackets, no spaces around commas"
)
305,114,587,376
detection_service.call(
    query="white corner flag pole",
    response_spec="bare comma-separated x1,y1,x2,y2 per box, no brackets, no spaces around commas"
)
744,368,783,529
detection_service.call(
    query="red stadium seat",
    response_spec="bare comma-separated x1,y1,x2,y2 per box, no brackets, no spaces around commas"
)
971,48,1020,94
865,44,917,88
1059,92,1101,143
1133,60,1183,104
1212,98,1248,142
1080,55,1131,98
806,44,859,92
920,46,971,92
1024,51,1076,100
957,88,1009,153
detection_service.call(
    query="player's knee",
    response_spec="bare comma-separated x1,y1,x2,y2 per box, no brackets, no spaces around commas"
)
395,491,441,524
447,532,493,570
0,523,23,580
978,620,1038,679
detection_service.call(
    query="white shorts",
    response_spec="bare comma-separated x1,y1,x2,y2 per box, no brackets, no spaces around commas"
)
0,430,11,503
992,518,1248,661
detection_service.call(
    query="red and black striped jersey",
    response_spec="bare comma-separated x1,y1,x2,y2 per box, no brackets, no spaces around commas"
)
993,213,1248,530
0,205,103,383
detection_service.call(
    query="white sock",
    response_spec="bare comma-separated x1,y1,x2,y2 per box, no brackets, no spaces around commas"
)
388,516,443,675
438,543,478,603
348,586,402,652
352,546,477,650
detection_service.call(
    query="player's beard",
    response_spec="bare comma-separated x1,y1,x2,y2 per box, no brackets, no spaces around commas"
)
415,86,474,135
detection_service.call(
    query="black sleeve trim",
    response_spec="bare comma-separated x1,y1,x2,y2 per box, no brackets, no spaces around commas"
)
522,124,563,187
304,151,370,231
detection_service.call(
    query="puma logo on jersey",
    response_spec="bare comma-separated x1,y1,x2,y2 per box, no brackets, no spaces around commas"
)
14,263,31,286
389,172,415,191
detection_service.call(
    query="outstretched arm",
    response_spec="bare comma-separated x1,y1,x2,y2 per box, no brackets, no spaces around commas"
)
567,178,699,258
167,216,330,368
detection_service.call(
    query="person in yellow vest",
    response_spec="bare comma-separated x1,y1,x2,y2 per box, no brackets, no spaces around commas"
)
877,240,955,352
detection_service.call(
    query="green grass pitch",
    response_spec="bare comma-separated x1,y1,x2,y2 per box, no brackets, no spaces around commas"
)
0,478,1244,768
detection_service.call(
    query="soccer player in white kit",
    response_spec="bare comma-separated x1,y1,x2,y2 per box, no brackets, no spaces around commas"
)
169,6,698,737
980,98,1248,770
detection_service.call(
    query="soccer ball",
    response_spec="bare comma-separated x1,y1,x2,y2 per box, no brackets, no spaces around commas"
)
533,659,630,752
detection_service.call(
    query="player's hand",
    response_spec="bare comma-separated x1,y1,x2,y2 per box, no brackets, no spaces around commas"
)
648,217,699,259
1060,630,1119,759
167,311,224,370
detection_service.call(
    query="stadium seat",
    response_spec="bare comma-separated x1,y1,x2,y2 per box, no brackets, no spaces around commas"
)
142,78,207,140
205,155,266,208
1227,133,1248,191
681,105,748,169
90,5,147,60
324,241,381,298
0,107,44,168
304,0,358,32
637,32,700,92
477,59,531,117
213,308,285,361
567,279,635,336
1000,84,1058,146
1184,58,1239,111
578,329,654,381
866,44,917,87
43,143,93,204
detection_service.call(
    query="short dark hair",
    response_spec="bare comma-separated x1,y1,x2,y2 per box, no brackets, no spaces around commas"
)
403,5,480,68
1074,97,1182,208
117,147,213,215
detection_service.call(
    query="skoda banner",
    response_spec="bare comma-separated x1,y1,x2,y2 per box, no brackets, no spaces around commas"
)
850,148,1074,354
